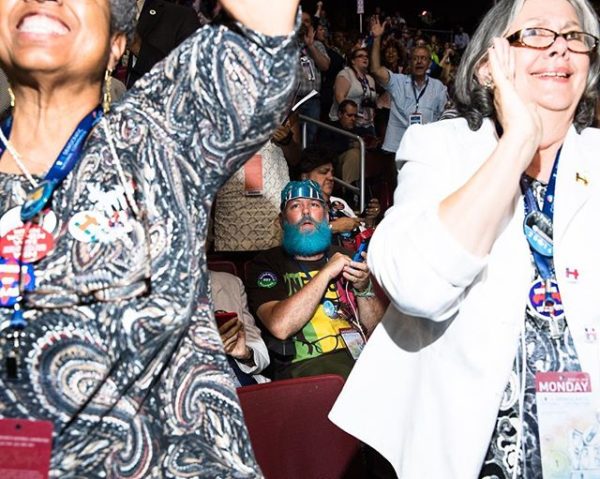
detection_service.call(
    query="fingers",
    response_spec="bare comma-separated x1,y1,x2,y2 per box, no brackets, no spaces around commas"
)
219,319,242,341
487,38,514,88
222,326,243,352
342,267,370,286
343,256,369,284
347,257,369,273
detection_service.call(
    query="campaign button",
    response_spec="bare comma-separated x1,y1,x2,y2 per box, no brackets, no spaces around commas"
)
565,267,580,282
323,299,338,318
0,206,58,237
0,225,55,263
0,258,35,307
21,180,57,222
528,278,565,321
584,327,597,343
68,211,106,243
575,172,589,186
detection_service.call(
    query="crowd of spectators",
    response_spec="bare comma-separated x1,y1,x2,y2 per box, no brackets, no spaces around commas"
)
155,0,472,387
0,0,469,388
5,0,599,476
0,2,470,476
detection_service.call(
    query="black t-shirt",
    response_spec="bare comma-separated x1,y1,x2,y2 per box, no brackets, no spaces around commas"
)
246,245,357,364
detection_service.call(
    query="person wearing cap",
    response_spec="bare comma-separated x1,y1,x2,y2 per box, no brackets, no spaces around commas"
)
246,180,384,380
298,145,381,250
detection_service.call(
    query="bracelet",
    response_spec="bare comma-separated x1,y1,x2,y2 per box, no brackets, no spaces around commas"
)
353,279,375,298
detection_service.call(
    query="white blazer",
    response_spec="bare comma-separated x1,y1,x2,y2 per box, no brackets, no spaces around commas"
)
329,118,600,478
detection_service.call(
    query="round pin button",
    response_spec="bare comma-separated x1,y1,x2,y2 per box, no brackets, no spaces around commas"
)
528,278,565,321
0,207,58,237
68,211,106,243
21,179,57,222
323,300,338,318
0,225,55,263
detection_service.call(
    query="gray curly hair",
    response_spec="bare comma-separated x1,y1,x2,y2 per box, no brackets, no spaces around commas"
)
109,0,137,41
454,0,600,133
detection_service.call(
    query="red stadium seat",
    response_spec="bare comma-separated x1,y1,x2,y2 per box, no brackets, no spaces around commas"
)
237,374,365,479
207,259,238,277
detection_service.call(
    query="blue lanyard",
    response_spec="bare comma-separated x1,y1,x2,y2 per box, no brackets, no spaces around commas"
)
520,147,561,280
411,78,429,111
0,106,103,221
0,107,102,333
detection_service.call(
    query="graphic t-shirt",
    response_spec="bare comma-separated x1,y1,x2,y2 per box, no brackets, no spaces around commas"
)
247,246,357,363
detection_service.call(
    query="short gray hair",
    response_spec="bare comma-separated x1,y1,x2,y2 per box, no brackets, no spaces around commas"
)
109,0,137,41
454,0,600,132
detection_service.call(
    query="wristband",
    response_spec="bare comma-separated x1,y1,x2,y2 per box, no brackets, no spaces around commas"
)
353,279,375,298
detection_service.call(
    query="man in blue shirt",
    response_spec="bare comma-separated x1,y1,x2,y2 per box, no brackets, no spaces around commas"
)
370,16,447,155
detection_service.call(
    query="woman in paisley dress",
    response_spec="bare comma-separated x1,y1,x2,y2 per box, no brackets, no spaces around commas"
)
330,0,600,477
0,0,299,476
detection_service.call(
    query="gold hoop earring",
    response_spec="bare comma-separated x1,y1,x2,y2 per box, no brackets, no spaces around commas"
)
103,69,113,114
8,85,15,108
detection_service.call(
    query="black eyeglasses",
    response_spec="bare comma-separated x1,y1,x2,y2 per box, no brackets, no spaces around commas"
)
506,27,599,54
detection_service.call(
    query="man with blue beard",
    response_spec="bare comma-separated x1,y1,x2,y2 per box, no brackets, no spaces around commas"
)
246,180,384,380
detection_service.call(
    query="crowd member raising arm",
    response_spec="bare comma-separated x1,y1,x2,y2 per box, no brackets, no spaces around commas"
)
331,0,600,477
0,0,299,476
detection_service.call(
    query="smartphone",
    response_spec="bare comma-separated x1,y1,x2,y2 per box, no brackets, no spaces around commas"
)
215,311,237,328
352,240,369,262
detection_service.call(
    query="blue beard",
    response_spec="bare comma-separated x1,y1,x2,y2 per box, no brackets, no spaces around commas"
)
282,216,332,257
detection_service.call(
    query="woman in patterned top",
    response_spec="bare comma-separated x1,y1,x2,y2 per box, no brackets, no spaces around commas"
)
0,0,298,477
330,0,600,477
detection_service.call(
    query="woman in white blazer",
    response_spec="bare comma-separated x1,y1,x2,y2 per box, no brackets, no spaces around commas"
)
330,0,600,477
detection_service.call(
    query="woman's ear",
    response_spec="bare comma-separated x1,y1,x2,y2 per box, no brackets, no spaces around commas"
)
475,57,493,87
108,33,127,71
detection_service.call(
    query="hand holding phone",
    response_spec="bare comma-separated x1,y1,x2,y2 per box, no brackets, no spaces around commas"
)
215,311,238,328
352,240,369,262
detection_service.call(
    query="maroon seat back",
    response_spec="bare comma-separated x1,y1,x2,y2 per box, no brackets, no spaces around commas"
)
237,374,365,479
207,259,239,277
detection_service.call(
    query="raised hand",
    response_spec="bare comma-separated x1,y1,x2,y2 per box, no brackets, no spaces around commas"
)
304,24,316,47
487,38,542,165
220,0,300,36
331,216,362,234
370,16,387,38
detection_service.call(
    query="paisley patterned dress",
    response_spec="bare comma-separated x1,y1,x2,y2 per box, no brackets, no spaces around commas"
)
0,22,297,478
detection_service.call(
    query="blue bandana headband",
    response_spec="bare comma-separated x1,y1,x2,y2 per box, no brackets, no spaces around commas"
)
280,180,325,211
